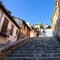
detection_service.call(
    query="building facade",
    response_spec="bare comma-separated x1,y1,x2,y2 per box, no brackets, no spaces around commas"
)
32,24,41,31
0,2,20,44
52,0,59,38
30,29,36,37
21,20,31,38
12,17,31,38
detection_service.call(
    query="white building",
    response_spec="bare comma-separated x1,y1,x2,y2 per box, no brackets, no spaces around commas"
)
32,24,41,31
45,29,53,37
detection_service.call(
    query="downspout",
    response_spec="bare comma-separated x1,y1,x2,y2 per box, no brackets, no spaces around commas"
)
0,10,3,33
0,10,3,21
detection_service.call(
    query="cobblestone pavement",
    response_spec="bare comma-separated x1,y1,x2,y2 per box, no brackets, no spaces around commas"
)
4,37,60,60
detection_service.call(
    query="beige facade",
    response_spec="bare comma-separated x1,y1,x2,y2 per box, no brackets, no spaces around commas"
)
21,20,31,38
52,0,59,37
0,3,20,44
12,16,31,38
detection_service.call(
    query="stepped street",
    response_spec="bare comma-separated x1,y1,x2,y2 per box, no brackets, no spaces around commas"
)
3,37,60,60
0,0,60,60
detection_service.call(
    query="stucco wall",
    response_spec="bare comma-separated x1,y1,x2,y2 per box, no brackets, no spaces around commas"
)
30,30,36,37
52,9,58,37
45,29,53,37
52,0,59,38
57,19,60,37
0,8,4,32
21,22,31,38
0,8,20,44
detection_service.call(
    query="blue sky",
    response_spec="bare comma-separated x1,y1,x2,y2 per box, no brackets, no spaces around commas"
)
1,0,55,25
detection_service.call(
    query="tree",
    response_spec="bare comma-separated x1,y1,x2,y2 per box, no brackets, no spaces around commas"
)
36,29,40,37
40,23,44,29
47,26,51,29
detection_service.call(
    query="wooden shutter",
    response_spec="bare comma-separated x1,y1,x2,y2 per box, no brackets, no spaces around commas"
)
27,29,30,37
1,18,9,34
10,24,14,35
16,30,19,35
17,30,20,40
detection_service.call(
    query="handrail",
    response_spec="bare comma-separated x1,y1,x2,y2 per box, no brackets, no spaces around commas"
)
0,37,28,52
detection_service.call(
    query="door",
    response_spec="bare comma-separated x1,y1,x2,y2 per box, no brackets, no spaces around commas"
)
27,29,30,37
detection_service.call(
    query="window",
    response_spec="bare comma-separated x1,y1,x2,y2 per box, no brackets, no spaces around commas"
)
24,25,25,30
10,24,14,35
23,24,25,30
16,30,19,35
1,18,9,34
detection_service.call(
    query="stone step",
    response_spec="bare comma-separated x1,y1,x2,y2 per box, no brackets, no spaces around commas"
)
13,50,60,53
15,46,60,48
17,45,60,48
48,45,60,48
12,51,35,53
5,56,60,60
5,37,60,60
16,44,60,48
8,53,60,57
49,48,60,50
3,57,36,60
13,48,60,52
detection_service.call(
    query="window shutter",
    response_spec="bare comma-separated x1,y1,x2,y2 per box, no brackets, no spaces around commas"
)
1,18,9,34
10,24,14,35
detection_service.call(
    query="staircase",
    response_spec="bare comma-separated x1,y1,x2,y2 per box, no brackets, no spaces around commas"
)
3,37,60,60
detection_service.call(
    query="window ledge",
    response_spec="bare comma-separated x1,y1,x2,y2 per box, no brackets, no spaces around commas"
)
0,33,9,37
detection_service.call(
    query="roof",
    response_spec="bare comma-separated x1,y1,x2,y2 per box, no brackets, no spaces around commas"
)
12,16,31,30
22,20,31,30
32,24,40,26
0,2,20,29
32,23,42,28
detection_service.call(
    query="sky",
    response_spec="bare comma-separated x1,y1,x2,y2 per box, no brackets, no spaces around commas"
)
1,0,55,25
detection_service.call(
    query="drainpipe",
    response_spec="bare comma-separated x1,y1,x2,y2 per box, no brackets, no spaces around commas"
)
0,10,3,33
0,10,3,21
0,1,3,21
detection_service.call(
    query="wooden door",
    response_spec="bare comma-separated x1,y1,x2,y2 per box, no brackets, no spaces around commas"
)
27,29,30,37
1,18,9,34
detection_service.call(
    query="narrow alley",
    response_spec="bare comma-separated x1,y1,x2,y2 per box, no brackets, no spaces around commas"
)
0,0,60,60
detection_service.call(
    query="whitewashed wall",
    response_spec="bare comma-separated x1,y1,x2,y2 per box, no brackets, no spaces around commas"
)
45,29,53,37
